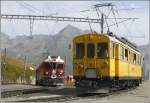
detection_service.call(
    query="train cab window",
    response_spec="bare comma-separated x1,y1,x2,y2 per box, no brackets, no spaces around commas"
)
120,46,124,60
57,64,64,69
87,43,95,58
134,54,136,64
42,62,51,68
76,43,84,58
52,63,56,69
97,43,108,58
125,49,128,61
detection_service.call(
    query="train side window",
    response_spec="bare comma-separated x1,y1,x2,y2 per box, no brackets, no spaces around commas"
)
111,43,115,58
130,52,133,63
139,56,140,65
138,55,140,65
141,56,143,65
139,56,141,65
97,43,108,58
140,56,142,65
140,56,141,65
120,46,124,60
125,49,128,61
76,43,84,58
87,43,95,58
134,53,136,64
129,51,131,62
132,52,134,64
142,57,144,65
137,55,138,64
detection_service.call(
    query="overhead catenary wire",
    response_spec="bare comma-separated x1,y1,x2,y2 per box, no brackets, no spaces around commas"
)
119,2,146,39
94,3,117,33
17,1,59,37
80,3,140,35
87,16,94,34
3,2,145,39
18,1,42,14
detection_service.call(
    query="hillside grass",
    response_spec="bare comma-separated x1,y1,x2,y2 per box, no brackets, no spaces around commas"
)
1,56,35,84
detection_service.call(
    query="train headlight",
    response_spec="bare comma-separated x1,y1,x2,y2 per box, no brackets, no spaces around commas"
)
79,64,84,68
45,71,49,75
59,70,64,74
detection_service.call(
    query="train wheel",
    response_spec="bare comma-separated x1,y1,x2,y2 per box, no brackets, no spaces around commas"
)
92,82,98,89
135,80,140,86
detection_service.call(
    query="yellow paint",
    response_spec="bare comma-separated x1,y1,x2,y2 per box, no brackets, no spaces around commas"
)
73,33,143,79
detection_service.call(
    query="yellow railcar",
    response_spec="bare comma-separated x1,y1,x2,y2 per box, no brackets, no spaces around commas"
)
73,33,143,90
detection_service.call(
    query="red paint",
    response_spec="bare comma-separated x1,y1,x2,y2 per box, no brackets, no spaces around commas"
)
42,62,65,77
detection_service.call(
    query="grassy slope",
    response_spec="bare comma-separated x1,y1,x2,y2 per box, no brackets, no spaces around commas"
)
1,56,35,84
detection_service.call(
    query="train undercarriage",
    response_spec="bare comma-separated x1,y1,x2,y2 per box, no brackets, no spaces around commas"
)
36,77,64,86
74,76,142,93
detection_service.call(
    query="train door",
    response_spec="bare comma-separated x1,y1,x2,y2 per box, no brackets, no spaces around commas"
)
114,43,119,79
85,42,97,78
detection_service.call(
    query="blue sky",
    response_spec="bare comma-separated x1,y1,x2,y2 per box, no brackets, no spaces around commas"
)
1,1,149,45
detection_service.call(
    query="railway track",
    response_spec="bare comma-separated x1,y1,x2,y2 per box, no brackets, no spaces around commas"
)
16,93,106,102
1,88,50,98
16,87,137,102
1,85,61,98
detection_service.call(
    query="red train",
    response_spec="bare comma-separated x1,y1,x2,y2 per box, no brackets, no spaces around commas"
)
36,56,66,86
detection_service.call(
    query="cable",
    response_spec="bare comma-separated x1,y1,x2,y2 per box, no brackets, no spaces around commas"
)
17,1,39,15
103,19,131,28
8,19,16,37
21,1,42,14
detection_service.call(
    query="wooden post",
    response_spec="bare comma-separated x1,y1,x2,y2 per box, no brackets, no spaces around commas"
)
3,48,7,83
65,55,67,64
149,69,150,101
24,56,27,84
149,43,150,101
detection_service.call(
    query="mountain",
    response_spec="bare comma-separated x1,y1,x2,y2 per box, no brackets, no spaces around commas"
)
0,32,11,49
1,25,84,75
56,24,82,38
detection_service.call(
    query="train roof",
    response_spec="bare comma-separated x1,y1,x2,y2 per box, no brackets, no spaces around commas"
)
105,33,140,54
44,56,64,63
74,33,141,54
